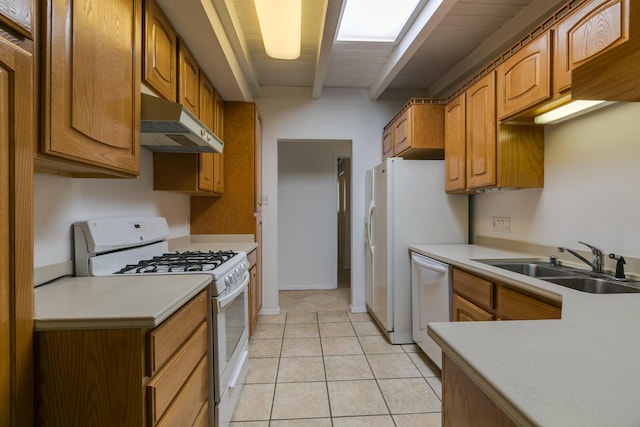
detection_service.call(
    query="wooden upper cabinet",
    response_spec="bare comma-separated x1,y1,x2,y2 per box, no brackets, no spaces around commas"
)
555,0,630,94
444,93,466,193
381,127,393,160
466,72,496,190
496,31,551,120
213,91,225,194
178,41,200,116
393,108,412,154
38,0,141,178
255,112,263,213
198,72,215,194
0,0,33,39
143,0,177,101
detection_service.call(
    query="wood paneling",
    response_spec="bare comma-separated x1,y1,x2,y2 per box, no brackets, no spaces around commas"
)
0,34,33,427
191,102,260,234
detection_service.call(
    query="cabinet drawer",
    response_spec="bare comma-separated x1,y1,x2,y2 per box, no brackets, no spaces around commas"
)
496,286,561,320
156,355,208,427
147,321,208,425
147,290,208,375
452,294,493,322
452,269,493,310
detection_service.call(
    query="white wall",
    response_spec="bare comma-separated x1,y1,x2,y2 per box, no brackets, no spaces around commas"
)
256,89,403,313
278,140,351,290
34,150,191,267
474,102,640,258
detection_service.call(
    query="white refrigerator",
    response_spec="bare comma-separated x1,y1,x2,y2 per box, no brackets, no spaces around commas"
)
364,158,468,344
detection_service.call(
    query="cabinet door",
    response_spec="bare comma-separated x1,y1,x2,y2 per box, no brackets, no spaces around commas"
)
555,0,629,94
393,108,411,155
382,127,393,159
42,0,141,177
0,0,32,38
444,94,466,192
143,0,177,101
0,35,33,427
198,73,215,193
213,91,225,194
452,294,493,322
178,41,199,116
466,72,496,189
496,31,551,119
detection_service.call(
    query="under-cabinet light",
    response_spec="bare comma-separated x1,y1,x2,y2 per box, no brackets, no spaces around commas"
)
254,0,301,60
534,100,613,125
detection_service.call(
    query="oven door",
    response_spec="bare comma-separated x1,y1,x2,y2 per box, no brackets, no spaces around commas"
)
212,272,249,402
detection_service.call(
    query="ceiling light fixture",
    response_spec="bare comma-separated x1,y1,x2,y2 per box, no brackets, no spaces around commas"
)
534,100,614,125
254,0,301,60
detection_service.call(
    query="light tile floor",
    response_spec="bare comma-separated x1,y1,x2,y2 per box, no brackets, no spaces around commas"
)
231,289,443,426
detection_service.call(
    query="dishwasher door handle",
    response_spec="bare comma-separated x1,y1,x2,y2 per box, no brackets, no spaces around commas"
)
411,253,447,273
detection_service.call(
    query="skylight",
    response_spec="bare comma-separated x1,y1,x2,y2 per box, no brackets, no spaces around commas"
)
336,0,422,42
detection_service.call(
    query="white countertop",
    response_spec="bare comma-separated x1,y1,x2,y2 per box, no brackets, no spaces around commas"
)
34,235,258,331
409,244,640,427
34,274,211,331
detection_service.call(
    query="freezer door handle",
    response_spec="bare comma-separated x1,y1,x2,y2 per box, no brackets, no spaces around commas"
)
366,202,375,248
411,253,447,273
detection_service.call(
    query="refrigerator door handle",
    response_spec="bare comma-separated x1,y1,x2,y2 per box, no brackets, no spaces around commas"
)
411,253,447,273
366,201,375,248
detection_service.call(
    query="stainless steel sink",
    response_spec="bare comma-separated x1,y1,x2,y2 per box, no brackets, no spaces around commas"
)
488,262,577,278
544,277,640,294
478,259,640,294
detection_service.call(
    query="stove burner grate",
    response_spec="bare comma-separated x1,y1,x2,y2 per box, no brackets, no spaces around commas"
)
114,250,237,274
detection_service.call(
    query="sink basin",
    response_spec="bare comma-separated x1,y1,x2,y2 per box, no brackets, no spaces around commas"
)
545,277,640,294
488,262,578,278
478,259,640,294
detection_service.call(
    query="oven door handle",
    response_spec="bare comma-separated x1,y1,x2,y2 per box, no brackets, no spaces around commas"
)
216,272,249,312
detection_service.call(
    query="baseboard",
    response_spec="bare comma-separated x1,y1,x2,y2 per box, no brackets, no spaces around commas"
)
258,307,280,315
349,304,367,313
278,284,337,291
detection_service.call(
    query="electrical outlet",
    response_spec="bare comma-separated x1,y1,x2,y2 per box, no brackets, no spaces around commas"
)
491,216,511,232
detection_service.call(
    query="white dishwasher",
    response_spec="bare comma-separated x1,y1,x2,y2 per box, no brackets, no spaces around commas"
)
411,252,452,369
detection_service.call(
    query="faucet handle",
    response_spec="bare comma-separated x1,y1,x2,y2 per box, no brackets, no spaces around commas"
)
578,241,603,255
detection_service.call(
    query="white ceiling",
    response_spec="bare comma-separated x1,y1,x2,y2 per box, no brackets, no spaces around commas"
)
157,0,569,102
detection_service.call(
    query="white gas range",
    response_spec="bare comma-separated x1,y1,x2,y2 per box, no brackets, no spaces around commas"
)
73,217,249,427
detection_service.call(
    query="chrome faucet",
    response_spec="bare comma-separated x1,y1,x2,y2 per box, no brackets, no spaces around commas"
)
558,241,604,274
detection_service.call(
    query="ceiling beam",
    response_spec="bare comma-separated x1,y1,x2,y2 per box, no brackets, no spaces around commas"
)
368,0,458,100
156,0,255,101
312,0,345,99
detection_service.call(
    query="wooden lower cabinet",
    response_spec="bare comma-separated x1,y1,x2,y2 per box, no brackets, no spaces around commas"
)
36,290,210,427
248,248,261,336
452,267,561,322
443,354,517,427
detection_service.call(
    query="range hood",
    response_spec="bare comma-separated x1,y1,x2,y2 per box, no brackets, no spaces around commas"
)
140,94,223,153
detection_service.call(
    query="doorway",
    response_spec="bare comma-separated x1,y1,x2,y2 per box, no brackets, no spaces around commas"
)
337,157,351,288
277,140,351,290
